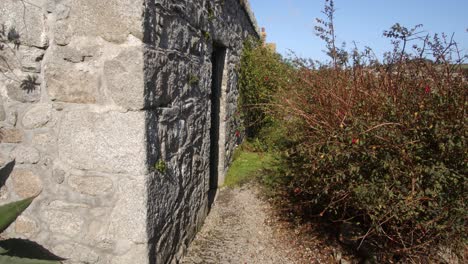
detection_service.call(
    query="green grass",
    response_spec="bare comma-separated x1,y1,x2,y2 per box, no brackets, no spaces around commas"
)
224,149,274,187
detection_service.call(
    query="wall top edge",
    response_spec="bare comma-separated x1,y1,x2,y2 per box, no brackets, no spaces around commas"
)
239,0,261,37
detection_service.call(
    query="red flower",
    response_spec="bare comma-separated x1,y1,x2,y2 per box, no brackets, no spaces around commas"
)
264,76,269,82
294,187,302,194
424,85,431,94
352,138,359,144
235,130,240,137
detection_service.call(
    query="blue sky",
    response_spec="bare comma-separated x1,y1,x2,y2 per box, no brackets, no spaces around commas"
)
250,0,468,62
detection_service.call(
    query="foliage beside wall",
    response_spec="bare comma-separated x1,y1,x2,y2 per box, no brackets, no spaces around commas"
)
238,38,292,139
239,0,467,261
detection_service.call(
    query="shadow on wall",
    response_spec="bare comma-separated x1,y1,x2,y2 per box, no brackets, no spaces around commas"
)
141,0,256,263
0,26,40,94
208,44,227,211
143,1,190,263
0,159,65,262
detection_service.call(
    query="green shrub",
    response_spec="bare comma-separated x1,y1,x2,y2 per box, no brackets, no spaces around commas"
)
267,31,467,260
239,1,467,260
238,38,292,139
237,0,466,259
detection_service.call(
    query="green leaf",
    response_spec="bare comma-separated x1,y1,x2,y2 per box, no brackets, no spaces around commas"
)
0,196,36,233
0,247,7,254
0,255,60,264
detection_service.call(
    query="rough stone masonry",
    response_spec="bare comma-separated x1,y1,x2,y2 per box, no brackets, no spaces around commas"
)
0,0,259,263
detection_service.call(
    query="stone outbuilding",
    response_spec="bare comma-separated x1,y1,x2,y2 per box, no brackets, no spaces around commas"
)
0,0,259,263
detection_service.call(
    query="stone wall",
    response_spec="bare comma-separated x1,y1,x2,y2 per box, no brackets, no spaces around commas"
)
0,0,258,263
144,0,258,262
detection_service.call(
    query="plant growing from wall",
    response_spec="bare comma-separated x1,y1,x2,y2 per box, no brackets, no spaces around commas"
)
207,7,215,21
188,74,199,86
154,160,167,174
202,30,211,42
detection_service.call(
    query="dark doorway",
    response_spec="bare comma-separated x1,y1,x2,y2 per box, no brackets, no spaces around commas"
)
208,44,226,209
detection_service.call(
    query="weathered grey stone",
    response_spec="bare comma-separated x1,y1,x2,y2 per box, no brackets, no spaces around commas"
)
19,46,45,73
51,162,66,184
0,97,5,122
22,104,52,129
0,154,12,168
0,0,259,263
104,177,146,243
0,128,23,144
44,210,84,237
32,132,55,150
104,46,145,110
45,45,99,104
0,46,21,72
58,110,146,174
0,185,9,201
52,243,99,264
155,14,193,53
5,110,17,126
6,76,41,103
68,175,113,196
0,0,47,47
11,169,42,198
112,244,148,264
45,0,58,13
112,239,134,255
10,145,40,164
144,50,192,107
56,4,71,20
43,200,88,237
41,155,53,168
143,2,259,263
53,0,144,45
15,215,39,237
84,220,114,251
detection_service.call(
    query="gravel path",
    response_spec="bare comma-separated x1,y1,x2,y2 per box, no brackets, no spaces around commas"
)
182,186,297,264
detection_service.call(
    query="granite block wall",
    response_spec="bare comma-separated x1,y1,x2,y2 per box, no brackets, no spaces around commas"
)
0,0,258,263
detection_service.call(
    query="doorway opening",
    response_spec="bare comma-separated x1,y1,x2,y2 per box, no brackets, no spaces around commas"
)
208,44,227,209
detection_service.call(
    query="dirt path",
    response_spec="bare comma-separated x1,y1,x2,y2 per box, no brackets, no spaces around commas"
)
182,186,298,264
